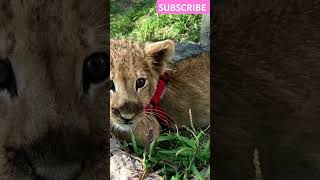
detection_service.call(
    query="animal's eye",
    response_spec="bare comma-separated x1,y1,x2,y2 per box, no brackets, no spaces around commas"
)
0,59,18,97
82,52,109,93
107,80,115,92
136,78,146,91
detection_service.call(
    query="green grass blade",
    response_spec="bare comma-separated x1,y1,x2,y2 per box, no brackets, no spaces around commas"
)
191,164,205,180
204,165,210,178
148,139,156,158
158,149,179,154
157,135,178,142
170,171,180,180
130,131,139,155
178,136,196,150
175,147,195,157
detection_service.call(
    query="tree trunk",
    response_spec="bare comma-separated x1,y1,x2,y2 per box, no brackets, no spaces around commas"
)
200,15,210,48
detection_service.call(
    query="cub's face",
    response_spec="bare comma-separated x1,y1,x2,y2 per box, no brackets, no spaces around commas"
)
0,1,108,180
110,39,174,131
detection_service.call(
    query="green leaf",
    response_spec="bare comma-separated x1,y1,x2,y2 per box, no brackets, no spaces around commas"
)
158,149,178,154
204,165,210,178
144,159,152,169
157,135,178,142
199,139,210,160
170,171,180,180
130,131,139,155
191,164,205,180
165,165,177,173
148,139,156,158
183,126,198,139
122,141,129,151
196,131,204,141
175,147,194,157
178,136,196,150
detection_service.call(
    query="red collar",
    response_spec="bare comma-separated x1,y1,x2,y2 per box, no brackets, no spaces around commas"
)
146,71,172,129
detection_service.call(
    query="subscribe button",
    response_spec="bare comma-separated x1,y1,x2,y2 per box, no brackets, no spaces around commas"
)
156,0,210,15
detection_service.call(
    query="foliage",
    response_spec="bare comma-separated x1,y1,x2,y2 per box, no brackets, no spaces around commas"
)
124,124,210,179
110,0,201,42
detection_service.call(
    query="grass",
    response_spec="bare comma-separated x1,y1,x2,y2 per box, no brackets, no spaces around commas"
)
122,110,210,179
110,0,202,42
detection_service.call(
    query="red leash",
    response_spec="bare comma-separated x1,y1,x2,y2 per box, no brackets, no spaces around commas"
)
145,71,172,129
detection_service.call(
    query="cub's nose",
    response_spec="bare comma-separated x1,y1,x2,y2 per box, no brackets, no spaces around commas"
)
111,108,136,123
112,102,142,124
120,113,136,124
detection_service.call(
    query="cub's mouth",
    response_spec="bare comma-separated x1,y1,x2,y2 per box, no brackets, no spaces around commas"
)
111,113,144,131
111,102,145,131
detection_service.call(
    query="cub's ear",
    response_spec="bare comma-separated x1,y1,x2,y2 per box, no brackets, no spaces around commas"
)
144,40,175,75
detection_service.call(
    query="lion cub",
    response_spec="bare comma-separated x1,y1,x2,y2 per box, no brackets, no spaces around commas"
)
110,39,210,146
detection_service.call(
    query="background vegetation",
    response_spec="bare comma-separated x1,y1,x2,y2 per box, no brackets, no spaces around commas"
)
125,124,210,179
110,0,202,42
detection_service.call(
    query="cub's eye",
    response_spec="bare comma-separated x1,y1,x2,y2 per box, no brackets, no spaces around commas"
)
0,59,18,97
83,52,109,93
136,78,146,91
107,80,115,92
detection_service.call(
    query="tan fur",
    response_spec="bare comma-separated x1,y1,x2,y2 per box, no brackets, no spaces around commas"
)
110,39,210,146
0,0,108,179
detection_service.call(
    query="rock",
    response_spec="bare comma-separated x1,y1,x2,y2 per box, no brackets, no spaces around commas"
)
110,137,163,180
172,43,209,64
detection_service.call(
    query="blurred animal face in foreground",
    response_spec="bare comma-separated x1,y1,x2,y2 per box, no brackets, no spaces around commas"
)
0,0,108,179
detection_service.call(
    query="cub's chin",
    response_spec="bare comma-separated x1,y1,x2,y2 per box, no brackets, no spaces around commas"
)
111,115,161,146
112,119,148,133
110,113,143,132
114,122,136,132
